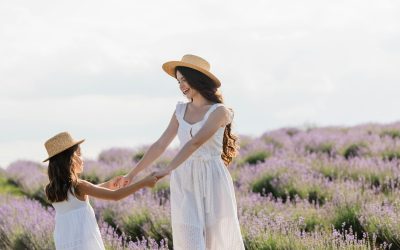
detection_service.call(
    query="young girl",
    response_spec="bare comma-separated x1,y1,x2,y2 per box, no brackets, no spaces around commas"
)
119,54,245,249
43,131,158,250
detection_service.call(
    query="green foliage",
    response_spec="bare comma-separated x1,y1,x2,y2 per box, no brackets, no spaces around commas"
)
382,150,400,161
263,136,284,149
81,174,100,185
332,204,364,239
343,143,369,159
251,173,327,205
242,151,271,165
151,180,170,200
380,129,400,139
305,143,336,157
121,209,172,248
0,176,24,196
133,152,145,162
123,211,152,240
286,128,300,137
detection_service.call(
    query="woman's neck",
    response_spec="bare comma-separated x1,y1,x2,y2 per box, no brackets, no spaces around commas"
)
191,95,213,107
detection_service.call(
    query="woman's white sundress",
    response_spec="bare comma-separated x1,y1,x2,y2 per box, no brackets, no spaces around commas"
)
170,102,245,250
52,191,105,250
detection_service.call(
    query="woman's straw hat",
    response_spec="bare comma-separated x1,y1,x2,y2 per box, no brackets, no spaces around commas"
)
43,132,85,162
162,54,221,87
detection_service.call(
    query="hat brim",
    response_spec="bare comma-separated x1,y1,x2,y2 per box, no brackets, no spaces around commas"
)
43,139,85,162
162,61,221,88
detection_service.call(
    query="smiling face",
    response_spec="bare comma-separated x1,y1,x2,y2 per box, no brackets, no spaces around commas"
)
176,70,199,99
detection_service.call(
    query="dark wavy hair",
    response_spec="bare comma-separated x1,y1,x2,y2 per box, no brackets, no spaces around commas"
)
45,144,80,202
175,66,239,166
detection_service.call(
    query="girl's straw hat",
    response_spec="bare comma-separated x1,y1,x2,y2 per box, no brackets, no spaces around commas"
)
162,54,221,87
43,132,85,162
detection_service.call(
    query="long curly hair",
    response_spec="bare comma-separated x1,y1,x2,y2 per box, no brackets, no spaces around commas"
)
45,144,81,202
175,66,239,166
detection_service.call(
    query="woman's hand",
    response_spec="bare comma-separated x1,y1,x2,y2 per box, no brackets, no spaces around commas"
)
107,175,124,190
152,169,171,180
141,174,158,188
116,175,133,188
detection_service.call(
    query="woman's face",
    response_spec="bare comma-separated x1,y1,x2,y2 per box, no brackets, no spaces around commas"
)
176,70,198,99
72,147,84,174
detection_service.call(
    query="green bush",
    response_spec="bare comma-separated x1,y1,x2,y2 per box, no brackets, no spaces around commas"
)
380,129,400,139
242,151,271,165
286,128,300,137
343,143,369,159
251,174,283,199
0,176,24,196
305,143,336,157
123,210,152,240
121,209,172,248
81,173,100,185
382,150,400,161
332,204,364,239
133,152,145,161
251,174,327,205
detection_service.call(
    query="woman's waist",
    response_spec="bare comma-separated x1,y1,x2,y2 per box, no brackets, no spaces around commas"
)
186,153,222,161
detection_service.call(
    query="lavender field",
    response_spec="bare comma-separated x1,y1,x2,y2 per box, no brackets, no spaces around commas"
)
1,122,400,250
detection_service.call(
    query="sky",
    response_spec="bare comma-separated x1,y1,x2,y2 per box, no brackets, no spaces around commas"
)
1,0,399,167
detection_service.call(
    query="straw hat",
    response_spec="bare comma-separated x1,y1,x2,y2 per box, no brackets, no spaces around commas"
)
162,54,221,87
43,132,85,162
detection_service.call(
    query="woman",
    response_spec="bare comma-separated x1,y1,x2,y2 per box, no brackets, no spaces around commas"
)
121,54,244,250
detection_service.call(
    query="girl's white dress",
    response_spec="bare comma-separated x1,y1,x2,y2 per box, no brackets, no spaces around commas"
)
170,102,245,250
52,191,105,250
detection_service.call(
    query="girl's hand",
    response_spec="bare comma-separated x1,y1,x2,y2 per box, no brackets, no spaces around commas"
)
142,174,158,188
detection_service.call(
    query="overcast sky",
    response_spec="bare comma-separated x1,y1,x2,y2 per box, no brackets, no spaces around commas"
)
1,0,399,167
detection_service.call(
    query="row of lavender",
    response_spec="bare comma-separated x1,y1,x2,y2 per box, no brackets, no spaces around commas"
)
1,122,399,249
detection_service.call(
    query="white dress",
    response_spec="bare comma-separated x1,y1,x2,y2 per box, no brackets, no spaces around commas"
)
52,191,105,250
170,102,245,250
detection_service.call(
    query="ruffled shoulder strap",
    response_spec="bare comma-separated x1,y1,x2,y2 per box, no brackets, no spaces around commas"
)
204,103,233,124
203,103,224,120
174,101,187,121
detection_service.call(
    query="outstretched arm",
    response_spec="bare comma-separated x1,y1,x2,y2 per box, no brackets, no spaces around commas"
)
125,111,178,181
77,174,157,201
155,106,232,178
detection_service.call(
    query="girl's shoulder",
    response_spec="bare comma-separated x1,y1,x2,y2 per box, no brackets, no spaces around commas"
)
74,180,90,201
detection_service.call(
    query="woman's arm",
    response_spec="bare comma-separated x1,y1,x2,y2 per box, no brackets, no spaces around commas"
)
125,112,179,180
77,175,157,201
155,106,231,177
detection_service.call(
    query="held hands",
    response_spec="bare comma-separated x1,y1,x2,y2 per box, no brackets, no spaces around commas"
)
140,170,170,188
110,169,171,190
109,175,125,190
142,173,158,188
151,169,171,180
109,175,132,189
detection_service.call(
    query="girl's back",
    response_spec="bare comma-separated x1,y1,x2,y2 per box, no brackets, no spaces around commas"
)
52,191,105,250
